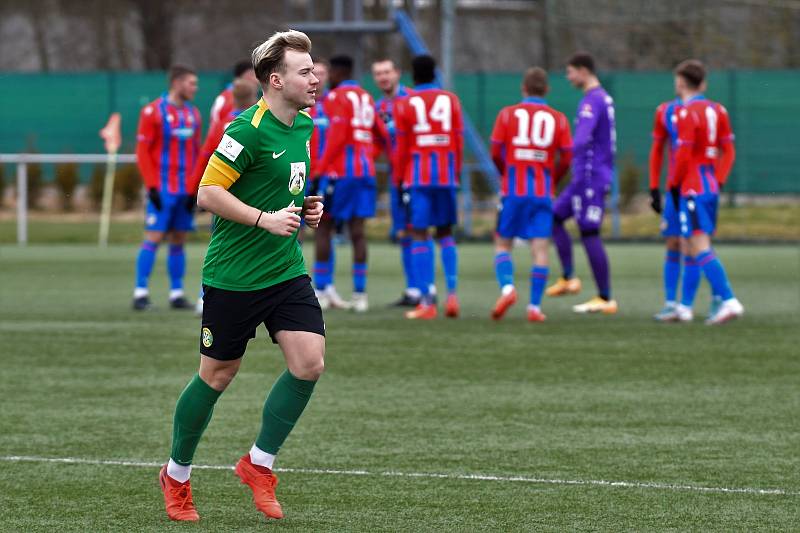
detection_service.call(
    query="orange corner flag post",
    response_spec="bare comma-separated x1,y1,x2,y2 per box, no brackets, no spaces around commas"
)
98,113,121,247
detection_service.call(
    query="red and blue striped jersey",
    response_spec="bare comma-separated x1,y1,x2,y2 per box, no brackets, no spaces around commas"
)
309,93,329,166
189,108,242,193
209,83,233,128
649,99,682,190
394,84,464,188
314,81,388,179
136,94,202,195
674,96,735,196
490,97,572,198
375,85,409,185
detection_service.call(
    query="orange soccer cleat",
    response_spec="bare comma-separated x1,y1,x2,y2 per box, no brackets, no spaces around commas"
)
405,303,438,320
527,306,547,322
159,465,200,522
491,288,518,320
545,277,582,297
444,294,460,318
235,454,284,519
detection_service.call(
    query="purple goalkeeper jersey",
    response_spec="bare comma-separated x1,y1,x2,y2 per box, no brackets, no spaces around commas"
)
572,86,616,186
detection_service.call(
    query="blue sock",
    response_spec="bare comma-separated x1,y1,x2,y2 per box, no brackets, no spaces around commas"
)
135,240,159,289
313,260,330,291
680,255,701,307
167,244,186,291
412,240,433,302
438,236,458,293
530,266,549,307
427,237,436,293
494,252,514,289
664,250,681,303
708,248,721,299
697,250,734,301
353,262,367,293
400,236,415,291
328,245,336,284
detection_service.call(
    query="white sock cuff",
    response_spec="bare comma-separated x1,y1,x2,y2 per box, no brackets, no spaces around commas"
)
167,458,192,483
249,443,276,470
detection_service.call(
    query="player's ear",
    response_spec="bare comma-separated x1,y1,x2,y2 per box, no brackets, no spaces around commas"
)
270,72,283,90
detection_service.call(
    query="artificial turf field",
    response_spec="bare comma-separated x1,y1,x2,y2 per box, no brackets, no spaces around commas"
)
1,242,798,532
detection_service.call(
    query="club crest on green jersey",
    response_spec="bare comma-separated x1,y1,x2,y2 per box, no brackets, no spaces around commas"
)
289,162,306,195
202,327,213,348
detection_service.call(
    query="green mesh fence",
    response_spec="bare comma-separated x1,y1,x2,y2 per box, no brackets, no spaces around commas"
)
1,70,797,193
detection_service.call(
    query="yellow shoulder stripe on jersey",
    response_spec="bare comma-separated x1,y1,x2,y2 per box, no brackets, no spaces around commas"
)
298,109,311,120
199,154,241,189
251,98,269,128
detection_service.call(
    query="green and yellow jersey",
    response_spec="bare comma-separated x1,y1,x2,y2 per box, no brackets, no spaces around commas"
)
199,98,313,291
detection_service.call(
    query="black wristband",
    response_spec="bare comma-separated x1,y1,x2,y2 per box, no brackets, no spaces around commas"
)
254,210,263,227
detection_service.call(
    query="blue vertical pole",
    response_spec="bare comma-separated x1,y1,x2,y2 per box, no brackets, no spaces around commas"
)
461,164,472,237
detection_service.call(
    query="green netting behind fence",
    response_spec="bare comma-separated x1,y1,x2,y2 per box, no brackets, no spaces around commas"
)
1,70,797,193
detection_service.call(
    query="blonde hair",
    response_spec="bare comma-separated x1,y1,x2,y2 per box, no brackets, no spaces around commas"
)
252,30,312,84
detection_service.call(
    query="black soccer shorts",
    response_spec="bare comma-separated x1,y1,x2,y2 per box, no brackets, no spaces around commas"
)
200,275,325,360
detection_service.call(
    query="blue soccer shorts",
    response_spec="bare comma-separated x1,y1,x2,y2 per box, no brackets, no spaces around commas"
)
390,185,411,235
679,193,719,238
330,177,376,222
660,193,681,237
409,186,458,230
496,196,553,240
145,193,195,232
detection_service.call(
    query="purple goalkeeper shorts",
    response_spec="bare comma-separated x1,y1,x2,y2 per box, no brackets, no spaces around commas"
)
552,181,609,232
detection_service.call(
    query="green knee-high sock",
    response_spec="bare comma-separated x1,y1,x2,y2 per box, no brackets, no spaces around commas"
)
256,370,317,455
170,374,222,465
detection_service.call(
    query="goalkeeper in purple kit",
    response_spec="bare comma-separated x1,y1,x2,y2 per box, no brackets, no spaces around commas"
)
547,52,618,314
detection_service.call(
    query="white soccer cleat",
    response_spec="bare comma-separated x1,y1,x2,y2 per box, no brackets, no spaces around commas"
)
325,286,351,310
674,304,694,323
315,289,331,311
653,302,678,322
351,292,369,313
572,297,618,314
705,298,744,325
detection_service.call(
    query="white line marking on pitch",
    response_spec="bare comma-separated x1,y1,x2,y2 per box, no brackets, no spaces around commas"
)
1,455,797,497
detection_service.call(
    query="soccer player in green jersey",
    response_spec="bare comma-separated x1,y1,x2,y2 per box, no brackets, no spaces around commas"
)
158,30,325,523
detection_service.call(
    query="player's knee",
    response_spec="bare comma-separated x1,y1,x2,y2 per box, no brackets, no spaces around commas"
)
145,231,165,243
199,364,239,392
411,228,428,240
665,237,681,251
434,225,452,239
292,356,325,381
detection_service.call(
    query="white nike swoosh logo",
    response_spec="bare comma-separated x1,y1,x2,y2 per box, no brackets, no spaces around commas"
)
272,149,286,159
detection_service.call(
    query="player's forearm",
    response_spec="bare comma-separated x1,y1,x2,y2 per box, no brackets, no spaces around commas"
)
648,142,664,190
136,144,159,189
197,185,260,226
555,150,572,181
717,144,736,185
490,142,505,175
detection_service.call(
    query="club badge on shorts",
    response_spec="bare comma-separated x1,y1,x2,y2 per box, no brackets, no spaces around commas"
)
289,162,306,195
202,327,213,348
